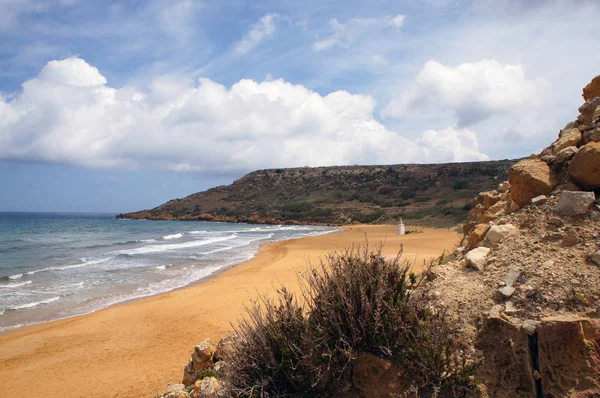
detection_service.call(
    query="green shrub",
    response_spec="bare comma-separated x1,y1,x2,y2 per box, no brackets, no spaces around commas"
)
352,210,384,223
223,247,475,397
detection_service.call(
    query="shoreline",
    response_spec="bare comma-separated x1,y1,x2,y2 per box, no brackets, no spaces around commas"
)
0,226,341,336
0,224,459,398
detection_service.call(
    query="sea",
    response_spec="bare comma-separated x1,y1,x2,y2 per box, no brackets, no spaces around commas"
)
0,212,338,332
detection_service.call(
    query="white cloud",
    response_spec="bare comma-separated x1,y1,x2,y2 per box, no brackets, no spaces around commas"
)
383,59,550,127
233,13,279,55
391,15,406,28
416,127,489,162
313,15,405,52
0,57,488,173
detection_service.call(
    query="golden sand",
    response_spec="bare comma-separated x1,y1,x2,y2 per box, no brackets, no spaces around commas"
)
0,225,459,398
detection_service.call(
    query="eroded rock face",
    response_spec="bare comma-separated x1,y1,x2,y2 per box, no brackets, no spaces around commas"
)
583,75,600,101
183,339,216,386
475,316,536,397
538,317,600,397
569,142,600,190
509,159,558,206
475,316,600,398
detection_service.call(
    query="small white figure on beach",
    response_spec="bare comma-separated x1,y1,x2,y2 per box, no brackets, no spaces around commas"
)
397,218,405,235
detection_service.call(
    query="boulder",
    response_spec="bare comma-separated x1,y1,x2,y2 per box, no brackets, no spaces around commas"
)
562,228,580,247
583,74,600,101
554,146,579,165
183,339,216,386
486,224,518,245
553,128,582,153
509,159,558,206
352,352,413,398
579,97,600,125
557,191,595,216
467,224,489,248
192,340,214,370
465,247,490,271
569,142,600,189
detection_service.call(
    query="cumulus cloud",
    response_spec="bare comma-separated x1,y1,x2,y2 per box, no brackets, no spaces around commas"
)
383,59,549,126
0,57,488,173
313,15,405,52
417,127,489,162
233,13,279,55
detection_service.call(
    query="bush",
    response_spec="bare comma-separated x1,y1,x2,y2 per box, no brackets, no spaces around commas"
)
223,247,474,397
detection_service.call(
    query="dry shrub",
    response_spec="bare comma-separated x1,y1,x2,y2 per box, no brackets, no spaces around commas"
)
223,246,474,397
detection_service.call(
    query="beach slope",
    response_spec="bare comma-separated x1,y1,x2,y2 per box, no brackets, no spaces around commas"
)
0,225,458,398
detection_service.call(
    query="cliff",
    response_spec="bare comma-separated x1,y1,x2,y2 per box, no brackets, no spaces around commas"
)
118,161,516,227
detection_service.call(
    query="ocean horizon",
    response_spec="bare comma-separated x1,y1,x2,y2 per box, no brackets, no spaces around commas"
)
0,212,337,332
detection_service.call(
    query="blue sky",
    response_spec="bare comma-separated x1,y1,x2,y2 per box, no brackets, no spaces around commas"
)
1,0,599,212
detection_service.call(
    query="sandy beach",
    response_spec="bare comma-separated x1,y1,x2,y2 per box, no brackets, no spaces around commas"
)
0,225,459,398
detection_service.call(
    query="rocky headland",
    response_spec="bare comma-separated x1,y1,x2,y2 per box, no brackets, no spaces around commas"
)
117,161,516,228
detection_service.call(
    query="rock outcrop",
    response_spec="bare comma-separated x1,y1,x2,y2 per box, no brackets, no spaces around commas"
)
583,75,600,101
509,159,557,206
569,142,600,189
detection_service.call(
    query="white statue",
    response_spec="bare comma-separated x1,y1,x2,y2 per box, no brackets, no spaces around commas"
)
397,218,405,235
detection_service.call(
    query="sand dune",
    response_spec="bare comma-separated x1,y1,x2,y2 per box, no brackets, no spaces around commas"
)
0,225,459,398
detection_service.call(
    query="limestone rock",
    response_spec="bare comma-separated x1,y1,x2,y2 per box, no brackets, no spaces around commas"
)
557,191,595,216
213,336,234,362
562,229,580,247
192,339,214,370
509,159,558,206
475,317,535,397
504,268,521,287
530,195,548,206
537,316,600,396
486,224,518,245
465,247,490,271
165,392,190,398
553,128,582,153
352,352,413,398
554,146,579,165
498,286,515,299
167,383,186,393
579,97,600,125
569,142,600,190
498,181,510,193
199,377,221,397
522,320,540,336
589,252,600,266
467,223,489,249
583,74,600,101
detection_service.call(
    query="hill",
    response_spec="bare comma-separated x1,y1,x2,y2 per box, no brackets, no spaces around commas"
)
117,160,517,227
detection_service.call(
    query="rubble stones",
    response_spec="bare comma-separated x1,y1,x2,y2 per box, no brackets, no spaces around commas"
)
465,247,490,271
486,224,518,245
553,128,582,153
509,159,558,206
557,191,596,216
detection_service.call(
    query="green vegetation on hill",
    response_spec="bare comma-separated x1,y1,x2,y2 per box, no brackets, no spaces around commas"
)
118,160,516,227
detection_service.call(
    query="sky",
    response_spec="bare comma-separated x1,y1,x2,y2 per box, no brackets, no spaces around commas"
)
0,0,599,213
